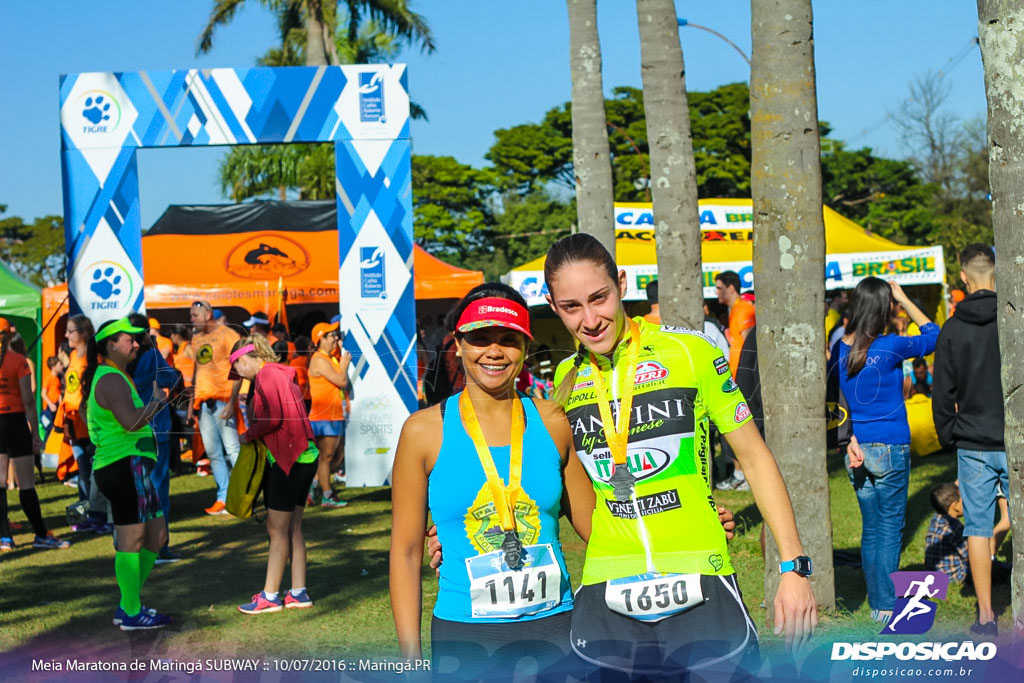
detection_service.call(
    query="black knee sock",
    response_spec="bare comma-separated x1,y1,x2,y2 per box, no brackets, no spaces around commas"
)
0,489,9,538
19,489,47,537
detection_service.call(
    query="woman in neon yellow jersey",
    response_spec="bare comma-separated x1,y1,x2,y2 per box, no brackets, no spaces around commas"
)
545,233,817,677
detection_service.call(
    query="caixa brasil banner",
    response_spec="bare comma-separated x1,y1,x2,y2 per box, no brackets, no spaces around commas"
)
507,201,945,306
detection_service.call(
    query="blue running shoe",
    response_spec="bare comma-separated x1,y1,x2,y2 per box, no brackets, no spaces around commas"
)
113,605,158,626
284,589,313,609
238,591,283,614
119,610,171,631
33,533,71,549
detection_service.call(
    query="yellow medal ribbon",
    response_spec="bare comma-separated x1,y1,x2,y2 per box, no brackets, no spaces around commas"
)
588,318,642,466
459,390,526,534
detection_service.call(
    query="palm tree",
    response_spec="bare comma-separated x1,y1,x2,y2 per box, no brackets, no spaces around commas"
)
635,0,702,328
976,0,1024,628
197,0,434,67
749,0,834,611
566,0,615,254
206,1,434,202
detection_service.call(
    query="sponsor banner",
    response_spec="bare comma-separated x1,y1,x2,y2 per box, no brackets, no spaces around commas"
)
509,246,945,306
615,203,753,240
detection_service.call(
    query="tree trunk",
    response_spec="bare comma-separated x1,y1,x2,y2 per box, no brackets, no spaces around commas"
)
636,0,702,329
304,0,338,66
749,0,836,616
566,0,615,255
976,0,1024,635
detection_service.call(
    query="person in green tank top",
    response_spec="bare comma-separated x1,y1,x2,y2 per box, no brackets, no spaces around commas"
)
542,234,818,677
82,317,173,631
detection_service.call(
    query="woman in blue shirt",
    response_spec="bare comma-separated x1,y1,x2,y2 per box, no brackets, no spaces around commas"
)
829,278,939,624
390,283,594,679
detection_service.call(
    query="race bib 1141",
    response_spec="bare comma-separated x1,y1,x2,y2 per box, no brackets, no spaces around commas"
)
466,543,563,619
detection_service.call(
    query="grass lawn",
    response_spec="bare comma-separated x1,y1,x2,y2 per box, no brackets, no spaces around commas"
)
0,449,1012,664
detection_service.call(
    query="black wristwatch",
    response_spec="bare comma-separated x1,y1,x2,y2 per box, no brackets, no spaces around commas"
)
779,556,813,577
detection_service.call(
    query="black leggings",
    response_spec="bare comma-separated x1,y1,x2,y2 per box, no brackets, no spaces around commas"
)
430,610,574,681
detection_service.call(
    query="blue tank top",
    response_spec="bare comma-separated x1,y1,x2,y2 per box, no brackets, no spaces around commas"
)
428,391,573,623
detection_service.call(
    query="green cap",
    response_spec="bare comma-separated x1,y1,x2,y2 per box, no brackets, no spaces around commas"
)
95,317,146,343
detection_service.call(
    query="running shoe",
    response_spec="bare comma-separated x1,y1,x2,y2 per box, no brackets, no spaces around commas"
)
714,474,750,491
119,610,172,631
238,591,283,614
320,492,348,508
33,533,71,549
205,500,229,515
155,547,182,564
63,476,79,488
113,605,158,625
0,537,13,552
331,472,347,485
284,589,313,609
307,482,321,507
71,521,94,532
970,620,998,637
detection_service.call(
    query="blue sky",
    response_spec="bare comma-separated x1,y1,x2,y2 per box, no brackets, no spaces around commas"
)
0,1,986,228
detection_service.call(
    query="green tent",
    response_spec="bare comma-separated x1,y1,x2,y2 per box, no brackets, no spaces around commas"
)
0,262,43,413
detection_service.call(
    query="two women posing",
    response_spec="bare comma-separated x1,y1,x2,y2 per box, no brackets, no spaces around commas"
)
390,234,817,679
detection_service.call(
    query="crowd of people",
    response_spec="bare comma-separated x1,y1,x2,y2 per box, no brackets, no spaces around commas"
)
0,300,354,628
0,235,1011,673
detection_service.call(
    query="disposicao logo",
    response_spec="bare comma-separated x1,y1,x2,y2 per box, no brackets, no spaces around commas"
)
77,90,121,133
830,571,997,663
885,571,947,635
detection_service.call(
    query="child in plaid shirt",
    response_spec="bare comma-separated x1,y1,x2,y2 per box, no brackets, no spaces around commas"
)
925,482,968,583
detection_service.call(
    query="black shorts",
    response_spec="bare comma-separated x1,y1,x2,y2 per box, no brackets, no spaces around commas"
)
0,412,33,458
93,456,163,526
263,460,318,512
570,574,760,678
431,610,574,681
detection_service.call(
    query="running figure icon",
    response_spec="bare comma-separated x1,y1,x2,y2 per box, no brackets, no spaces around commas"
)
888,574,939,632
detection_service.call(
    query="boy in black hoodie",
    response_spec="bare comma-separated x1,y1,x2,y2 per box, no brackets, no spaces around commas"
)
932,243,1006,637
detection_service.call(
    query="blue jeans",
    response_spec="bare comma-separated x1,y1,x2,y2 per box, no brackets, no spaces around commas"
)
957,449,1010,538
846,442,910,611
72,442,108,523
198,401,240,502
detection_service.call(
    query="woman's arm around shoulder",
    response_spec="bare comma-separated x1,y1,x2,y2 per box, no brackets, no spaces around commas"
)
533,397,595,542
389,404,442,660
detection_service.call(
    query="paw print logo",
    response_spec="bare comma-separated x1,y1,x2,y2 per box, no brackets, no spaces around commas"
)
82,96,111,125
90,267,122,300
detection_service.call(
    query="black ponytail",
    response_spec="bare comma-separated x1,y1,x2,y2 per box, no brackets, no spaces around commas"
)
80,335,101,407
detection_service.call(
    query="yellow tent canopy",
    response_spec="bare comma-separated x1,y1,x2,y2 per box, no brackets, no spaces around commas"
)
508,199,944,304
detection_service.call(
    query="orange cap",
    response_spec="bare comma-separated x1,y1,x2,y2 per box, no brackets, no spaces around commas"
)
950,289,965,303
148,317,161,330
312,321,340,344
0,317,9,333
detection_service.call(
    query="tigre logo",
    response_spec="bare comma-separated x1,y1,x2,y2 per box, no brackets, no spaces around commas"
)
464,485,542,555
65,370,81,394
195,344,214,365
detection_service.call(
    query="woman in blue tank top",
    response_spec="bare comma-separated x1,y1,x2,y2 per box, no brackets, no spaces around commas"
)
390,283,594,679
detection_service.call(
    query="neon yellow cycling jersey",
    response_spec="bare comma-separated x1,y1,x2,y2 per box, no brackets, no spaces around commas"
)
554,317,752,585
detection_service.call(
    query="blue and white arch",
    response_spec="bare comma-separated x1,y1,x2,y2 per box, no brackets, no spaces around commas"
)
59,66,414,485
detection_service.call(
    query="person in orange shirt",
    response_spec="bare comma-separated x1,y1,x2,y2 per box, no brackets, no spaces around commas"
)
307,322,351,508
41,355,64,438
714,271,755,492
0,317,70,550
715,271,756,378
170,326,194,388
148,318,175,365
63,314,112,531
188,301,241,515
